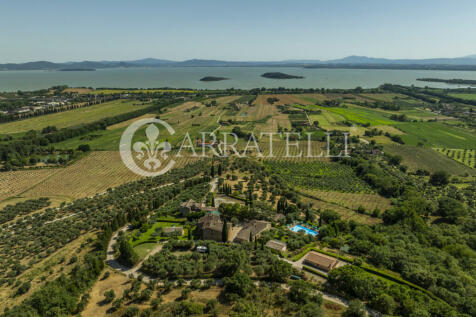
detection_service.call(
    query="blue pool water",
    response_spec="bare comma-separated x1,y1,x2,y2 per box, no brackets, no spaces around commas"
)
290,224,318,236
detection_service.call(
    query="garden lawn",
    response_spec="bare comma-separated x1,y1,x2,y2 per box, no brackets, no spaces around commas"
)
129,221,188,248
133,242,160,259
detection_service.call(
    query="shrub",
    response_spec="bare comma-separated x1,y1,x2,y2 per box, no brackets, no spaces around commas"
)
103,289,115,303
123,306,139,317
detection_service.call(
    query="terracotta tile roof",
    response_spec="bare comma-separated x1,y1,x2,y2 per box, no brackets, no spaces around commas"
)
235,220,270,242
198,213,223,232
181,199,218,213
265,239,287,251
304,251,338,271
163,226,183,234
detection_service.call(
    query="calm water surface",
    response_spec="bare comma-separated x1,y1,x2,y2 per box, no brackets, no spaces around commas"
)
1,67,476,91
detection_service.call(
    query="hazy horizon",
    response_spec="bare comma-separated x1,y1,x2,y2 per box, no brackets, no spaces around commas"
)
2,0,476,63
2,53,476,65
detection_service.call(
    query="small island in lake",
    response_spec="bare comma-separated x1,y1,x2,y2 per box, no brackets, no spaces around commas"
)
417,78,476,85
261,72,304,79
200,76,229,81
59,68,96,71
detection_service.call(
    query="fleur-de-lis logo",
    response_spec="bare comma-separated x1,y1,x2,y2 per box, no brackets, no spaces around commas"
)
120,118,175,177
133,124,171,171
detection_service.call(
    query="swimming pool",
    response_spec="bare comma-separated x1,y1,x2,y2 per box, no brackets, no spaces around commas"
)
289,224,318,236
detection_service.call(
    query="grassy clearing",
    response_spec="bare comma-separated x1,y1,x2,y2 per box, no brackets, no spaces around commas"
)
358,93,404,102
368,135,399,144
133,242,160,259
129,220,187,248
398,108,445,120
106,113,156,130
373,125,405,135
314,104,395,126
384,144,475,175
305,107,366,136
54,126,125,150
81,268,132,317
448,93,476,100
322,300,346,317
395,121,476,148
309,110,346,129
434,148,476,169
0,100,149,134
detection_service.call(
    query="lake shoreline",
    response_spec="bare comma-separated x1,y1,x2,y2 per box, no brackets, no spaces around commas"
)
2,67,476,91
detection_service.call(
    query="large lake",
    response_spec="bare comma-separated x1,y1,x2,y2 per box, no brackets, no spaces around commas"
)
1,67,476,91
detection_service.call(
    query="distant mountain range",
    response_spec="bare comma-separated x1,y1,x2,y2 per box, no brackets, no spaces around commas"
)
2,55,476,71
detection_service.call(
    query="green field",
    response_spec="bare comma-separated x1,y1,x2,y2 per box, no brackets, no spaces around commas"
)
396,122,476,148
314,104,396,126
384,144,475,175
92,89,196,95
0,100,148,134
448,93,476,100
55,102,223,150
55,127,126,150
397,108,442,119
357,93,405,102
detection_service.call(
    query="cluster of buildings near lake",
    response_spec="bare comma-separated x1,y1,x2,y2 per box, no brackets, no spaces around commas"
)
0,98,70,115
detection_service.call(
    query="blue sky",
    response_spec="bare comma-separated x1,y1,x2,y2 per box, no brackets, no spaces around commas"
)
1,0,476,62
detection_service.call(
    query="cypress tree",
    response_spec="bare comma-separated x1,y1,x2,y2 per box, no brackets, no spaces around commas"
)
222,219,229,242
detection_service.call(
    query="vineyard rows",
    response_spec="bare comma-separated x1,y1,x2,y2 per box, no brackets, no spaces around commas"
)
434,148,475,169
299,188,391,212
21,151,203,201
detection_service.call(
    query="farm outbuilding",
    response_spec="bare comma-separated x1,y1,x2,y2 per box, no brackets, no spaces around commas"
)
265,239,287,252
163,226,184,236
303,251,338,272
